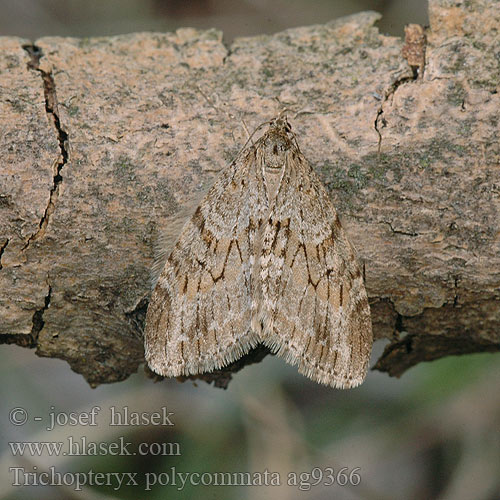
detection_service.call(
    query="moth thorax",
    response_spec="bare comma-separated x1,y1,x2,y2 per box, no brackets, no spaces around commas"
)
261,132,291,171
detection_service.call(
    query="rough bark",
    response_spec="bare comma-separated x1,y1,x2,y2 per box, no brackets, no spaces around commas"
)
0,0,498,387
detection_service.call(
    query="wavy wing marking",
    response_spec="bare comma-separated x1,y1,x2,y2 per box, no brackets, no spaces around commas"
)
259,152,372,388
145,149,267,377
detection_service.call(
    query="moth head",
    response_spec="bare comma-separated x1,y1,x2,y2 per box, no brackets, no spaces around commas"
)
270,113,292,134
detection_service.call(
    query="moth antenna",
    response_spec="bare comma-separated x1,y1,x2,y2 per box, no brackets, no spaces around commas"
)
196,85,251,142
231,118,273,163
240,118,251,141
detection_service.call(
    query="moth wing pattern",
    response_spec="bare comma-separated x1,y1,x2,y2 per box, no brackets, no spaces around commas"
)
259,151,372,388
144,149,266,377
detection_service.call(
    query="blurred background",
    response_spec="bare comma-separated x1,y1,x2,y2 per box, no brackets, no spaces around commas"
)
1,1,499,499
1,0,428,42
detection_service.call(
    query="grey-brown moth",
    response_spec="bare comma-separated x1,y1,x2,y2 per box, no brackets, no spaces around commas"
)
145,115,372,388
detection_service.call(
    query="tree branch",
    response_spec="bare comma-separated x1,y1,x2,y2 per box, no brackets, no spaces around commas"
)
1,0,498,387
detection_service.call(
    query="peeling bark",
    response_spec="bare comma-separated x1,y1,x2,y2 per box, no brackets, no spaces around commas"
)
0,0,499,388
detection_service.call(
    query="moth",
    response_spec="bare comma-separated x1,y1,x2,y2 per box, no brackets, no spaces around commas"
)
145,115,372,388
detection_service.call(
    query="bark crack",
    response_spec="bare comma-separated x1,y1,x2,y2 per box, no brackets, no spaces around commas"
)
453,276,460,307
395,311,404,336
221,40,232,65
374,73,418,153
383,220,418,237
0,239,9,270
30,285,52,342
124,296,149,338
346,214,419,237
21,44,69,251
